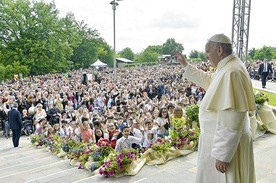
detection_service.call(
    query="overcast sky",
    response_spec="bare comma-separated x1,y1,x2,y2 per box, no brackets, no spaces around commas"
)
45,0,275,55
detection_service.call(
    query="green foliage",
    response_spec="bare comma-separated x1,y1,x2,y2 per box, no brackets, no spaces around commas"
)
248,48,256,61
149,138,172,154
0,0,75,75
0,0,113,79
253,89,276,106
185,104,199,129
162,38,184,55
119,47,135,60
189,50,205,60
249,46,276,61
0,62,29,81
144,45,163,55
254,91,269,105
136,48,159,63
99,149,138,177
96,40,113,67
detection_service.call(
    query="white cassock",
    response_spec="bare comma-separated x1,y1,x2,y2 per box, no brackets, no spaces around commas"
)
183,55,256,183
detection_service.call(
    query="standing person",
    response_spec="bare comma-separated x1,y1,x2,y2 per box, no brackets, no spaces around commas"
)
8,103,23,147
258,59,273,88
175,34,256,183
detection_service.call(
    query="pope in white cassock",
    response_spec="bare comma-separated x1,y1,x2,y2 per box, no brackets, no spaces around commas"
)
176,34,256,183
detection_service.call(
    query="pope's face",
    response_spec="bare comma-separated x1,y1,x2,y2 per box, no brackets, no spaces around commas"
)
205,42,220,67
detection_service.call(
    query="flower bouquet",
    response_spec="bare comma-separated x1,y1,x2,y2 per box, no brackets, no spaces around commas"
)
171,137,190,150
49,135,63,155
67,142,89,167
31,134,40,145
62,139,78,153
171,128,199,150
141,137,178,165
78,144,94,169
149,137,172,154
99,149,139,177
85,138,114,172
31,134,44,147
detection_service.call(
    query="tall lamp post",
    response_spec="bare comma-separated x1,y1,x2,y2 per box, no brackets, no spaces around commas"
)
110,0,122,79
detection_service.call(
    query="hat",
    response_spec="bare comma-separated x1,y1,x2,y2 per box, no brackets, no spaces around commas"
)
36,103,43,107
208,34,231,44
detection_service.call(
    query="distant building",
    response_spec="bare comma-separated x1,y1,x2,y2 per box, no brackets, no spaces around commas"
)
158,55,178,64
158,55,171,62
116,58,134,67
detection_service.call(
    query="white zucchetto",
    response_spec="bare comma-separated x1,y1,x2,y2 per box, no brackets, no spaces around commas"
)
208,34,232,44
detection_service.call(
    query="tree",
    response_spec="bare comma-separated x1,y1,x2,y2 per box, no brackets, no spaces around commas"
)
136,49,159,63
253,46,274,61
96,39,113,67
189,50,205,61
162,38,184,55
119,47,134,60
70,18,100,69
248,48,256,60
145,45,163,55
0,0,77,75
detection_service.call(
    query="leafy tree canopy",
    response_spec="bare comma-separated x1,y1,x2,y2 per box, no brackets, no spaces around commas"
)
162,38,184,55
118,47,135,61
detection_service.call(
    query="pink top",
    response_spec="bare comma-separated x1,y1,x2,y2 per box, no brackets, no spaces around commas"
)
81,129,93,143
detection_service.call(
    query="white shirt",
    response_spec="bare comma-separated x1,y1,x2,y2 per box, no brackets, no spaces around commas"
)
156,117,169,135
142,128,157,148
115,136,142,152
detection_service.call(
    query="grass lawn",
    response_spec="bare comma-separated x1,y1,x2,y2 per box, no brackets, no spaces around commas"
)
253,88,276,106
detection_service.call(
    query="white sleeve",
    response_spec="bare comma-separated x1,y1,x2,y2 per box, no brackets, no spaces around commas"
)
182,64,214,90
129,136,143,144
114,138,121,152
104,133,109,139
211,110,246,162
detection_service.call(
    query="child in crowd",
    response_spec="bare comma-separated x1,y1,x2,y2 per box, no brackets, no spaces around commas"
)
63,121,73,137
93,120,103,131
171,106,186,131
142,119,157,148
115,125,143,153
70,121,81,142
95,128,109,143
106,122,119,148
78,118,94,143
131,119,143,136
34,118,47,135
46,126,55,138
53,123,65,137
167,103,175,121
155,107,170,138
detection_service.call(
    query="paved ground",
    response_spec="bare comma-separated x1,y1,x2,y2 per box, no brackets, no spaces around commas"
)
0,79,275,183
251,79,276,94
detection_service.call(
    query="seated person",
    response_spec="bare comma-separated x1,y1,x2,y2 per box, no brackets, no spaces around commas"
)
142,119,157,148
115,125,143,153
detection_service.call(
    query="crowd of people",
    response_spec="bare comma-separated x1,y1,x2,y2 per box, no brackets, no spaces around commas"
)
0,63,207,149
